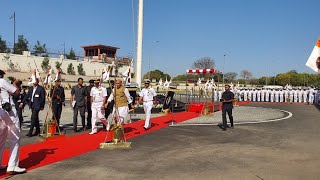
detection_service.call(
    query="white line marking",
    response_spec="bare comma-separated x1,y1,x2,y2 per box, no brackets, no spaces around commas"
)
171,108,293,127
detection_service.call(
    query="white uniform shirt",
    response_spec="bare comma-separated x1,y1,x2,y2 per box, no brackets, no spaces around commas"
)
31,86,38,102
139,88,157,102
0,78,17,105
90,86,107,102
289,90,293,96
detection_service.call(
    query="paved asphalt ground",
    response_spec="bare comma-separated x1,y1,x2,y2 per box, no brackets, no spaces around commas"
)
5,103,320,180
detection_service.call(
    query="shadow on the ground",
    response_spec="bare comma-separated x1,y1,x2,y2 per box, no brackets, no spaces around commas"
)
314,103,320,111
20,148,57,169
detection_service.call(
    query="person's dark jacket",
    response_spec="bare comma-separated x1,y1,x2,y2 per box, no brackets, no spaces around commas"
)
22,85,46,111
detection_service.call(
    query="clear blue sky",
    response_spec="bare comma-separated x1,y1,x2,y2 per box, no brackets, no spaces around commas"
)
1,0,319,78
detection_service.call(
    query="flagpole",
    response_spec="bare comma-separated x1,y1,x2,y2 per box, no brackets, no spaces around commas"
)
13,12,15,54
9,12,16,53
136,0,144,87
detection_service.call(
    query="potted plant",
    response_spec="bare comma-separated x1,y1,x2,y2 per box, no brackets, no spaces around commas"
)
47,118,57,135
112,124,123,143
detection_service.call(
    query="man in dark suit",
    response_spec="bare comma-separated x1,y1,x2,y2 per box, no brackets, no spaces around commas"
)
50,79,65,131
11,79,25,128
20,78,46,137
85,79,94,129
220,84,235,131
70,78,87,132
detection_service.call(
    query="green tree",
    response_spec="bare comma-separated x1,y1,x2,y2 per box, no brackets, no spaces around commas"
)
77,63,85,75
224,72,237,83
33,40,47,56
55,61,62,69
67,63,75,75
249,78,259,85
143,69,171,81
14,35,29,54
172,74,200,81
192,57,215,69
0,36,10,53
41,57,50,71
66,48,76,60
276,73,291,86
192,57,215,79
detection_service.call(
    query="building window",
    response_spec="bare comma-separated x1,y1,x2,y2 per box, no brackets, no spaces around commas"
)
107,50,115,58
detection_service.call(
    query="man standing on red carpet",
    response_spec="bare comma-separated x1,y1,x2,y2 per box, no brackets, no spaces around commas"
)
106,80,134,125
138,79,157,130
0,70,26,174
89,79,108,134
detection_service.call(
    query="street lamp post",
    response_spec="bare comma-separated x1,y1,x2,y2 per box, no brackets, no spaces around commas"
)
222,54,226,85
63,42,65,59
9,12,16,53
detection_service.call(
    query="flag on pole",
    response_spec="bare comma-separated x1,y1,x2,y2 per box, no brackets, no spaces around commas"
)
306,38,320,72
158,78,163,86
27,69,39,86
44,68,53,84
163,78,170,89
101,67,110,82
122,67,131,85
54,68,61,81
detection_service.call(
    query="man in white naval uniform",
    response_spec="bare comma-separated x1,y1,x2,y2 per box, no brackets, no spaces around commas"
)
214,89,218,102
261,88,265,102
303,88,308,104
138,80,157,130
218,90,222,102
270,89,275,102
252,89,257,102
256,89,261,102
243,89,248,101
293,88,298,103
236,89,241,102
89,79,108,134
279,89,284,102
0,70,26,174
308,87,315,104
274,89,280,102
248,89,253,101
288,89,294,103
284,89,289,103
298,89,303,103
265,89,270,102
106,80,134,125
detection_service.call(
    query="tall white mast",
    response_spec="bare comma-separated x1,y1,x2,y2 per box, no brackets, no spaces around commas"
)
136,0,144,87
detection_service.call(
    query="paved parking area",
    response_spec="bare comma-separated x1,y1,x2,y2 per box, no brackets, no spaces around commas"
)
8,103,320,179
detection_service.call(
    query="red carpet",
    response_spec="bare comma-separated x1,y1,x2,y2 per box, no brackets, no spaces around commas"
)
0,111,199,178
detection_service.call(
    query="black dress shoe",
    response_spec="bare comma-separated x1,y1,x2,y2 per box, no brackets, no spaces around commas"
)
25,133,32,137
32,133,40,136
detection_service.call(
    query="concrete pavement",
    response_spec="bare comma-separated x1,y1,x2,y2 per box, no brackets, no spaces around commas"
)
7,103,320,179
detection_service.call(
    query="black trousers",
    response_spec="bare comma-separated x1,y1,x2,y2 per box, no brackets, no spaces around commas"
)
52,103,62,125
222,106,233,128
15,106,23,127
30,109,40,134
73,106,85,130
86,103,92,127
